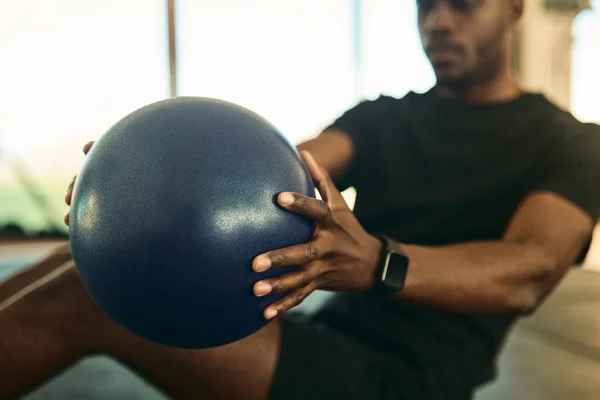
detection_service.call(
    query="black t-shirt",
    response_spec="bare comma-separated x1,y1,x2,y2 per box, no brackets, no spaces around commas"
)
314,90,600,393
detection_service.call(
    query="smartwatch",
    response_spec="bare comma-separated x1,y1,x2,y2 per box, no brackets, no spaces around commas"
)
372,235,410,295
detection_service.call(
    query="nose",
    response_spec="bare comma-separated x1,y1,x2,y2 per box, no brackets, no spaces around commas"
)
421,2,456,35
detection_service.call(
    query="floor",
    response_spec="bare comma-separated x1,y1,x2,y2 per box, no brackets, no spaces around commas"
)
475,268,600,400
2,241,600,400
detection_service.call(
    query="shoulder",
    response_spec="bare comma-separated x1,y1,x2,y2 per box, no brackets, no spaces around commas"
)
541,97,600,150
520,94,599,149
328,92,430,139
560,120,600,164
530,97,600,185
523,96,600,223
346,90,428,112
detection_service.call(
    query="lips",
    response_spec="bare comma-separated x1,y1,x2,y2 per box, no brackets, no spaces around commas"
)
427,44,460,55
426,43,461,62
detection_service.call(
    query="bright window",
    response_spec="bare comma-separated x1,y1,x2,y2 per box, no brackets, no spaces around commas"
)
176,0,357,146
360,0,435,99
572,2,600,124
0,0,168,233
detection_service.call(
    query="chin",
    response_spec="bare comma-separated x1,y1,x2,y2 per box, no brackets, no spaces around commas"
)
434,75,471,92
432,65,471,92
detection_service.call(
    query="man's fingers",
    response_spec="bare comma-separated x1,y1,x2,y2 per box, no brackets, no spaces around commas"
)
261,284,318,320
64,141,94,224
300,150,325,183
253,240,325,272
83,141,95,155
300,151,347,210
65,176,76,205
66,141,94,205
253,262,324,298
277,193,331,221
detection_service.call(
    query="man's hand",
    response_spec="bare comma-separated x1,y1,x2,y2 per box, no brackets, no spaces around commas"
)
252,151,383,320
64,141,94,225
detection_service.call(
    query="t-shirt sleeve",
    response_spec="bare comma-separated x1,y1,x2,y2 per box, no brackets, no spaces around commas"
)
322,98,382,191
533,122,600,222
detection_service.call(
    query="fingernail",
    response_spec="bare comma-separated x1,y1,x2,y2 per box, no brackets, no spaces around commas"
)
255,282,272,297
254,256,271,272
265,309,278,320
279,193,294,206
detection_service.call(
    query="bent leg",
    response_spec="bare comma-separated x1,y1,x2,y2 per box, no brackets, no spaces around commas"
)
0,248,280,400
107,318,281,400
0,248,116,399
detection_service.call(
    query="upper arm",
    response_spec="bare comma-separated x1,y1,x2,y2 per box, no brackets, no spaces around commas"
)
504,192,594,268
296,129,354,185
297,97,386,190
505,122,600,267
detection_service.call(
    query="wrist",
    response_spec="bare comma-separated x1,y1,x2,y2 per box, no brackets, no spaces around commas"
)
369,235,410,295
363,234,385,291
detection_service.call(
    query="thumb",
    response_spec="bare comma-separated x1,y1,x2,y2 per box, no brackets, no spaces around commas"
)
300,151,347,209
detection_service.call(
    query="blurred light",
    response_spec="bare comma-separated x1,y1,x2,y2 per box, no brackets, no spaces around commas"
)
0,0,168,231
176,0,358,146
360,0,435,99
572,6,600,123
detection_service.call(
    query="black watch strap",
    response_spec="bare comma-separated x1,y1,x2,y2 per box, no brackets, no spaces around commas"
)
371,234,409,296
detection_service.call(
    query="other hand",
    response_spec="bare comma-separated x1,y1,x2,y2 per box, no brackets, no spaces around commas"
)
64,141,94,225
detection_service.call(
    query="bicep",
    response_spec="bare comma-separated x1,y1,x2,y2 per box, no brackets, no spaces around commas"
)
504,191,594,266
296,129,354,185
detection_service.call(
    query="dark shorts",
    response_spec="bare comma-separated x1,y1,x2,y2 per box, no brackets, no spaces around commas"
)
268,313,436,400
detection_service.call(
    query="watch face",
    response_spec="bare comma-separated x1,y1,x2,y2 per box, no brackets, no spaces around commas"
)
383,252,409,290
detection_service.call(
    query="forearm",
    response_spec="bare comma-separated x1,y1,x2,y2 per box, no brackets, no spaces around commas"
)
394,240,568,315
0,252,200,400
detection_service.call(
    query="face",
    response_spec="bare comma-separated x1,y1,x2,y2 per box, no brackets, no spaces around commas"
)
417,0,518,90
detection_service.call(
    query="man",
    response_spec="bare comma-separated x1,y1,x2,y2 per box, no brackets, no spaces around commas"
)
1,0,599,399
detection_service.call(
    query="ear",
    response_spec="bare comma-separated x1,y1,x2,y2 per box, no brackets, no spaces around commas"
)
510,0,524,23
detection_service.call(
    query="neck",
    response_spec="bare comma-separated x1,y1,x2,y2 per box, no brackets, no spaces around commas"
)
436,70,522,104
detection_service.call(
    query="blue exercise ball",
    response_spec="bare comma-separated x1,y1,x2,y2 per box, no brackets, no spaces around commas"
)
69,97,315,349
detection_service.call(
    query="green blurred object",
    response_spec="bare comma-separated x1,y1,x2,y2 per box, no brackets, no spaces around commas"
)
0,148,67,238
544,0,591,11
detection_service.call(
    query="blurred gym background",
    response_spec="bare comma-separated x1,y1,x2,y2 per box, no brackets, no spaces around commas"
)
1,0,599,399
